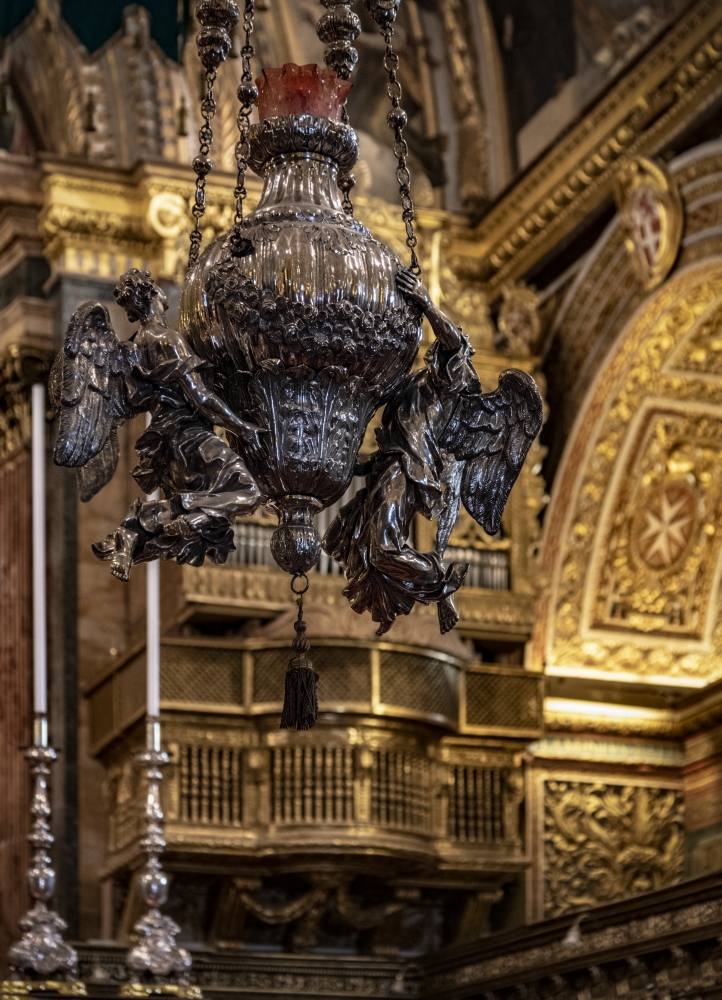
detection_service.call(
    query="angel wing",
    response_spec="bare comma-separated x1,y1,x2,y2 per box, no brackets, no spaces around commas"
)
50,301,144,500
440,369,543,536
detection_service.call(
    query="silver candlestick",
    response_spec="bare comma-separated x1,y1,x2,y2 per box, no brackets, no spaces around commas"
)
123,718,192,989
6,715,80,985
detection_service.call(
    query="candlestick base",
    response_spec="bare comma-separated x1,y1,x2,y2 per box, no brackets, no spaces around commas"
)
6,905,78,982
7,719,78,981
125,721,192,986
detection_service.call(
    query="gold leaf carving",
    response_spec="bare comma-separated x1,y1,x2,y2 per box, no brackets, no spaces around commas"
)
592,409,722,640
613,157,684,291
543,781,684,917
544,263,722,683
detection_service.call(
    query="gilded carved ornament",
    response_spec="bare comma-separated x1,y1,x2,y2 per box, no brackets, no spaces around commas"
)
543,780,684,917
0,345,54,465
453,1,722,294
591,407,722,640
494,282,540,358
541,263,722,685
614,157,684,291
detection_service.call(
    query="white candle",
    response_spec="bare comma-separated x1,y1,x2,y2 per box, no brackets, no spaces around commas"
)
146,555,160,719
145,410,161,720
32,383,47,717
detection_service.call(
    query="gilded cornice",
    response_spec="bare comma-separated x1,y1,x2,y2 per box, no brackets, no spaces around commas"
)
38,158,264,281
528,736,685,768
454,0,722,295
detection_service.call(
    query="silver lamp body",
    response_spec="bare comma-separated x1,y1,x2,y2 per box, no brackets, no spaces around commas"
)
180,114,422,573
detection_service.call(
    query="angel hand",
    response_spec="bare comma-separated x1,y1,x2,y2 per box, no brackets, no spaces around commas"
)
396,267,431,309
230,417,269,451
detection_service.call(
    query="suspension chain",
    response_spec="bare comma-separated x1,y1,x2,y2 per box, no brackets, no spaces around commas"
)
189,0,240,268
366,0,420,274
339,174,355,215
188,67,217,267
232,0,257,248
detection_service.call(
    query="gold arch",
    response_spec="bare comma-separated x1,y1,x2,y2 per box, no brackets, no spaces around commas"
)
538,258,722,688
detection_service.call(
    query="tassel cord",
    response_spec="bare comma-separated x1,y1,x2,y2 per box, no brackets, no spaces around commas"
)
280,575,318,731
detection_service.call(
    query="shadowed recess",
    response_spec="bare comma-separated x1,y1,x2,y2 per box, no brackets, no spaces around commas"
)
0,1,189,61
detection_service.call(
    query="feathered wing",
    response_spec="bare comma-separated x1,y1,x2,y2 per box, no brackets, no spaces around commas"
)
441,369,543,536
51,301,142,500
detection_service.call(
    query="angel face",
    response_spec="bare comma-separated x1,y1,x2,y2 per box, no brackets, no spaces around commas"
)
114,268,167,324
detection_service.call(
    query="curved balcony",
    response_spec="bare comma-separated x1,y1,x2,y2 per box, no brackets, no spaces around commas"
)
88,607,541,886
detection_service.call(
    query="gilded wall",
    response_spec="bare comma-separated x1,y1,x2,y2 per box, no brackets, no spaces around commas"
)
1,0,722,979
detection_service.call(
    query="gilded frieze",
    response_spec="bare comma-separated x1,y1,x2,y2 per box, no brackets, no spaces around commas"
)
543,780,684,917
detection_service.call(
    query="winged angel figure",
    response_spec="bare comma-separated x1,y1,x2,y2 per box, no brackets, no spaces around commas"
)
323,268,544,635
51,268,264,580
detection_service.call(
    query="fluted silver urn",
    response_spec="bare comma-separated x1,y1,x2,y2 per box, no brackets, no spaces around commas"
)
180,65,422,575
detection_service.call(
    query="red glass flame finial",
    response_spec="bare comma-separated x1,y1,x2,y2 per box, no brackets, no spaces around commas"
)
255,63,352,121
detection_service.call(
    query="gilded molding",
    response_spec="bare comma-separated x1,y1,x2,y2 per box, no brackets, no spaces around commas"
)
454,0,722,294
544,697,676,739
528,737,685,768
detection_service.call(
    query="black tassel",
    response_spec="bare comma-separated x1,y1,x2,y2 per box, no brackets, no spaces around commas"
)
280,595,318,731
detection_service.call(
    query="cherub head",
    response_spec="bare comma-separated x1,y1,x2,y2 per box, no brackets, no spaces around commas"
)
114,268,167,323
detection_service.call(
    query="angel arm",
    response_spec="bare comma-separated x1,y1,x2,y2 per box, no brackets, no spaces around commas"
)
180,366,265,446
145,327,266,448
442,369,543,536
396,267,463,351
51,301,144,499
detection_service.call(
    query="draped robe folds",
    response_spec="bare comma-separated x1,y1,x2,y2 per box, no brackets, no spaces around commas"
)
93,350,260,575
131,355,258,514
324,338,475,633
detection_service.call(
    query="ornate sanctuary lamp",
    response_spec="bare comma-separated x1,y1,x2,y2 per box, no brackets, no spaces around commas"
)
50,0,541,731
181,0,424,590
18,0,542,984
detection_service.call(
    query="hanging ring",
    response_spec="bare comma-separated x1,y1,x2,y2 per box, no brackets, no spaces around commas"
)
291,573,310,595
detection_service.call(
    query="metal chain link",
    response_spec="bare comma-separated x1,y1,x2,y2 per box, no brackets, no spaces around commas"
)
188,68,218,267
233,0,256,231
380,24,421,274
339,173,355,216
